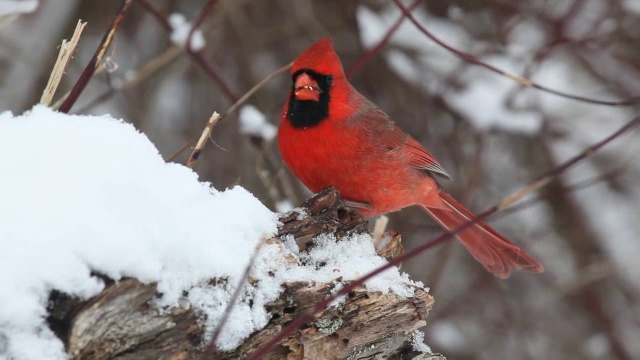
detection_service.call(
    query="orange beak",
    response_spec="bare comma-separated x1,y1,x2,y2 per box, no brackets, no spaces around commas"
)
294,73,322,102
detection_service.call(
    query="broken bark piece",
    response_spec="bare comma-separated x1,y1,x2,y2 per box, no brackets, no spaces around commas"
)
277,186,369,251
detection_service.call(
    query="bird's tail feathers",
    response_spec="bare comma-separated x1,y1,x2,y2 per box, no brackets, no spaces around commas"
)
420,192,543,278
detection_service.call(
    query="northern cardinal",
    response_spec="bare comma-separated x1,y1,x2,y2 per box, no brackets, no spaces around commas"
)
278,38,543,278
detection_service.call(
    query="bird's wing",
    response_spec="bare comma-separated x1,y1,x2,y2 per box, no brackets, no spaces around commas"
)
348,102,451,179
403,136,451,179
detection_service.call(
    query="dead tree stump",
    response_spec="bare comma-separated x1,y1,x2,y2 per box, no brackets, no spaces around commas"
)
46,187,442,359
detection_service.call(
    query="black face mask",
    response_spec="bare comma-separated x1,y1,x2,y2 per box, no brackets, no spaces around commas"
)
286,69,334,128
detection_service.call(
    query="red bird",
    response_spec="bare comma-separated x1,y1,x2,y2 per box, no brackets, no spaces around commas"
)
278,38,543,278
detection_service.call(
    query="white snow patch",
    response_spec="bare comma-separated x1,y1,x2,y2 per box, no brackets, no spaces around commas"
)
294,207,309,220
168,13,205,51
238,105,277,141
281,234,299,254
279,234,424,298
411,329,432,353
0,106,425,358
189,233,423,349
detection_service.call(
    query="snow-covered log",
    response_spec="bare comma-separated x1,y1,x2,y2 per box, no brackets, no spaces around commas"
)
47,188,440,359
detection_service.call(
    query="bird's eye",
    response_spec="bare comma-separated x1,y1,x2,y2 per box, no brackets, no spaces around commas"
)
327,75,334,85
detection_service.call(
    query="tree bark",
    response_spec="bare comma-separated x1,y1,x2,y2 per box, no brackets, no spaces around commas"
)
46,187,442,359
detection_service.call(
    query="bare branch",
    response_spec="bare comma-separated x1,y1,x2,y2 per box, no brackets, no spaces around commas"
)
391,0,639,107
70,46,182,113
187,0,218,53
346,0,420,78
58,0,134,113
137,0,239,102
165,60,293,164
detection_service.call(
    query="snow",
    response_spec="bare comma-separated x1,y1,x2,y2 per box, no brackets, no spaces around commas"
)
411,329,432,353
168,13,205,51
0,106,423,359
280,234,424,298
238,104,277,141
0,0,38,18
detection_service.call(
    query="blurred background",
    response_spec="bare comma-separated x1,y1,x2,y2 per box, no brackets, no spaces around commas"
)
2,0,639,359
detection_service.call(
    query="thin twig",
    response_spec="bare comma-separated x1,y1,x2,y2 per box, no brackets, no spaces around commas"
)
165,61,293,163
137,0,239,102
346,0,421,78
201,239,266,360
72,46,182,113
499,162,629,217
166,138,196,163
58,0,134,113
391,0,639,107
136,0,170,29
40,20,87,106
187,0,218,53
496,120,639,210
187,112,221,168
190,53,240,101
182,0,237,101
225,61,293,117
247,114,640,359
138,0,292,164
53,64,104,109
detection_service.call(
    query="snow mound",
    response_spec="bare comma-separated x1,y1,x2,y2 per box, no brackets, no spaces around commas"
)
0,106,424,359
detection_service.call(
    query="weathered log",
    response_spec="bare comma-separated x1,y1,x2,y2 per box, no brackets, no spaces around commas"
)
219,281,435,359
46,187,442,359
